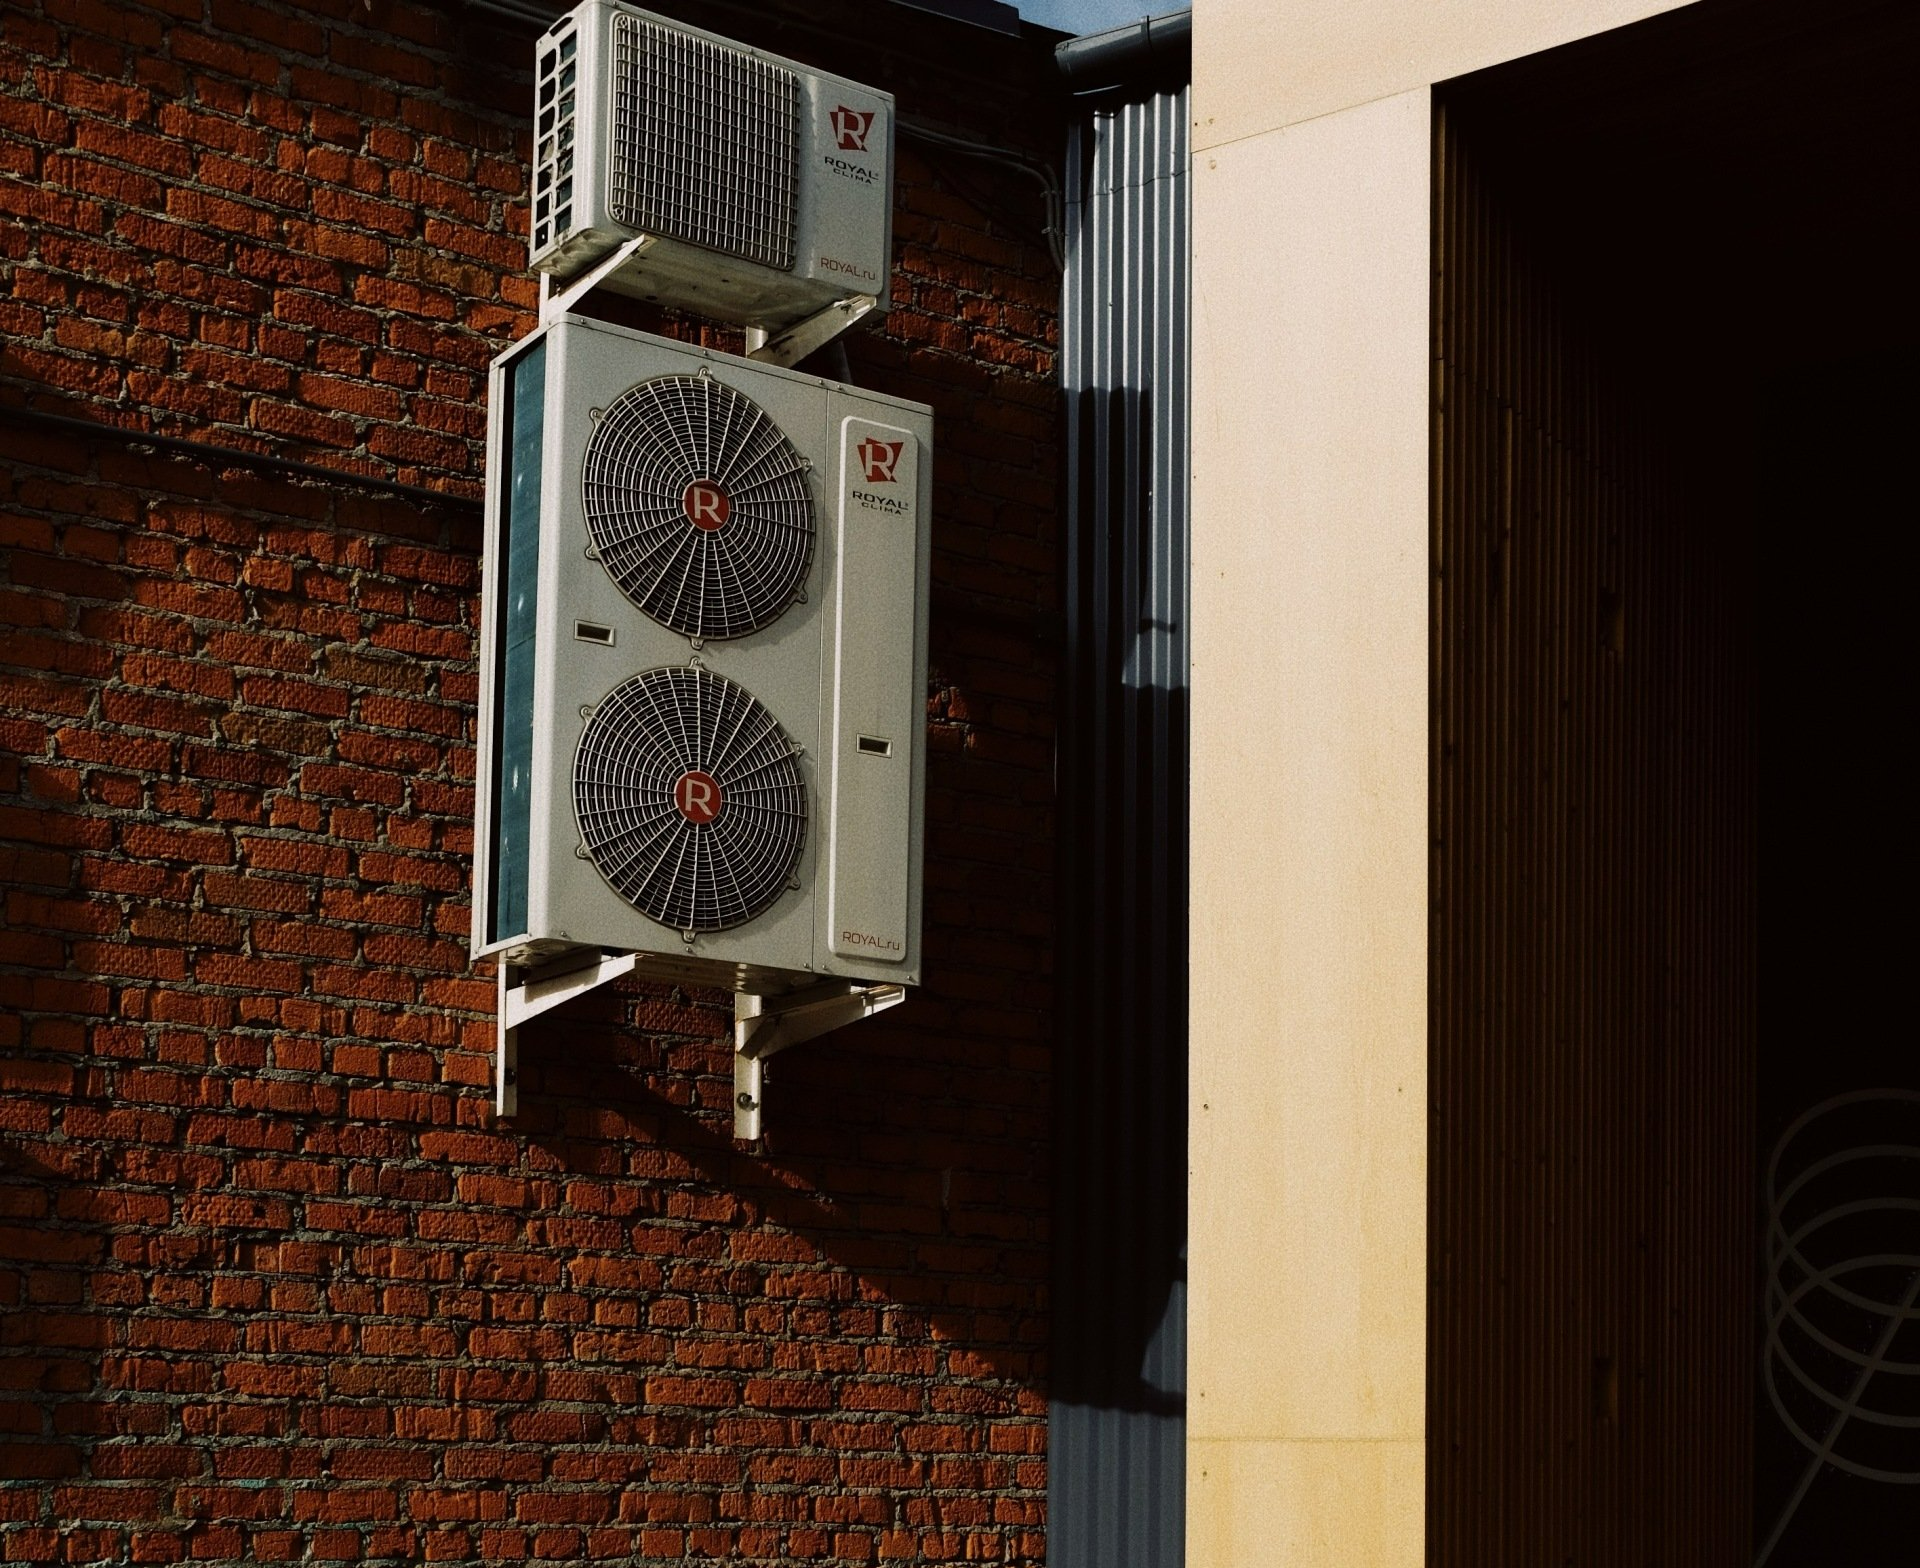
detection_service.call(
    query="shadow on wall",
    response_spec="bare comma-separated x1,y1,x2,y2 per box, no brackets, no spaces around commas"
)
0,424,1051,1561
515,982,1049,1390
0,960,1050,1556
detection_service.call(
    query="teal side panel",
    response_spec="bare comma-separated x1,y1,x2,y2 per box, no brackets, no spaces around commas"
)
489,337,546,945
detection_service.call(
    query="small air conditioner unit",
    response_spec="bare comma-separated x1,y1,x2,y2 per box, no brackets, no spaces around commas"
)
530,0,894,333
472,313,932,994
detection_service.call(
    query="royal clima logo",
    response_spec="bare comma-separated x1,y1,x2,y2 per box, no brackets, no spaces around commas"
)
823,105,881,189
856,438,903,484
830,106,874,151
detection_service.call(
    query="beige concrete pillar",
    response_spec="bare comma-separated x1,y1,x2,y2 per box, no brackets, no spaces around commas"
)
1187,83,1432,1568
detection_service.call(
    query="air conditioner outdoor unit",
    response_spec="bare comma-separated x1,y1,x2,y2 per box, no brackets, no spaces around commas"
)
472,313,932,995
530,0,894,333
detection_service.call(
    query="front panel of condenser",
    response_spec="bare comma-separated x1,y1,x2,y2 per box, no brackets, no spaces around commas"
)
819,403,930,981
529,317,826,976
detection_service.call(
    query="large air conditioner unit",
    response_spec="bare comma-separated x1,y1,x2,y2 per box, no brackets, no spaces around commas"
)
530,0,894,333
472,313,932,996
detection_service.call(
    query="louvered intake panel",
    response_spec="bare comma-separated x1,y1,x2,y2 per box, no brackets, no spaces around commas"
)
609,13,799,271
574,667,806,933
531,27,581,258
581,374,815,640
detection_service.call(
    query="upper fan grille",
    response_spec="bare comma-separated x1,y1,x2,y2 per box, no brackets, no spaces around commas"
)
574,666,806,933
582,375,815,641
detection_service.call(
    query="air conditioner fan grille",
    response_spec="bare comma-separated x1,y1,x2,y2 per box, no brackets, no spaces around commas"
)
582,374,814,640
574,666,806,933
610,15,799,271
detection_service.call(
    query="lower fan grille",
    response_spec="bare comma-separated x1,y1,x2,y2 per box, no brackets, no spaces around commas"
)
574,666,806,933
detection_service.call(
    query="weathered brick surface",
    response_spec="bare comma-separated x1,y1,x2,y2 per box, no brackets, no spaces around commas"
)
0,0,1062,1561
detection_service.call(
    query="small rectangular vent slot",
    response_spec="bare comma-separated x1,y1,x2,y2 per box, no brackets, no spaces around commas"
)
857,735,892,757
608,14,799,271
573,620,615,646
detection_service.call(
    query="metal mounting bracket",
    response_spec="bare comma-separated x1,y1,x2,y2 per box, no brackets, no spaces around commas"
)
733,980,905,1142
744,293,879,370
495,950,640,1117
538,234,659,326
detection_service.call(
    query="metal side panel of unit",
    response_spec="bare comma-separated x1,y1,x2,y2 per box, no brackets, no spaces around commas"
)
817,400,932,984
472,331,551,961
531,0,617,274
792,74,894,310
520,326,568,962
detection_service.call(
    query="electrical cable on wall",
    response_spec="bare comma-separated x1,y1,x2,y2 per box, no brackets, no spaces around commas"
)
899,116,1065,271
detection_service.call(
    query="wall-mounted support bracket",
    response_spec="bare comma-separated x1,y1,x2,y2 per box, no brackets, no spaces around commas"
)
496,950,640,1117
537,245,873,362
538,234,659,326
744,293,879,370
733,980,906,1142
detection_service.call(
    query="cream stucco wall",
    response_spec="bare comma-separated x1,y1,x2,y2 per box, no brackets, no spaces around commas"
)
1186,2,1696,1563
1188,80,1430,1568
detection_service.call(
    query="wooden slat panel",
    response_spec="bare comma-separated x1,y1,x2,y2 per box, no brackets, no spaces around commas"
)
1428,97,1758,1567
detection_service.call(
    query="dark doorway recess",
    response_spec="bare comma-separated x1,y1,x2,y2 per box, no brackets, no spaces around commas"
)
1431,1,1920,1563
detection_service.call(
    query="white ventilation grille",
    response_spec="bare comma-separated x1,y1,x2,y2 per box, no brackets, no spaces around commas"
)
574,666,806,932
609,13,799,271
581,374,814,640
532,26,581,257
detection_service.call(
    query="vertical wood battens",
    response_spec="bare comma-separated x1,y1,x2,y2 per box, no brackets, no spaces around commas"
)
1429,100,1757,1566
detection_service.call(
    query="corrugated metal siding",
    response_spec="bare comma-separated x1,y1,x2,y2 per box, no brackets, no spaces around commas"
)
1429,100,1758,1565
1051,77,1189,1568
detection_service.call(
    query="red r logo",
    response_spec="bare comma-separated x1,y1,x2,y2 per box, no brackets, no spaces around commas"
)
856,438,903,484
831,106,874,152
674,770,723,825
682,480,730,532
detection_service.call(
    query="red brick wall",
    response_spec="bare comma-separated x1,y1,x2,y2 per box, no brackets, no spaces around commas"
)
0,1,1062,1561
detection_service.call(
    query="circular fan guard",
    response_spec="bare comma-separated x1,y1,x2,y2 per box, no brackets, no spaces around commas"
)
582,375,814,640
574,667,806,932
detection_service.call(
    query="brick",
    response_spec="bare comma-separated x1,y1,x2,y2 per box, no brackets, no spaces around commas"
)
0,8,1059,1563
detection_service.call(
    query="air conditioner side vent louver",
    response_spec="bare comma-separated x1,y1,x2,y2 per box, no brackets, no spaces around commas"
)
532,25,581,257
610,15,800,272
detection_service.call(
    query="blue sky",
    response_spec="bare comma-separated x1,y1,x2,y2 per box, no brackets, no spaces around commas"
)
1015,0,1166,37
